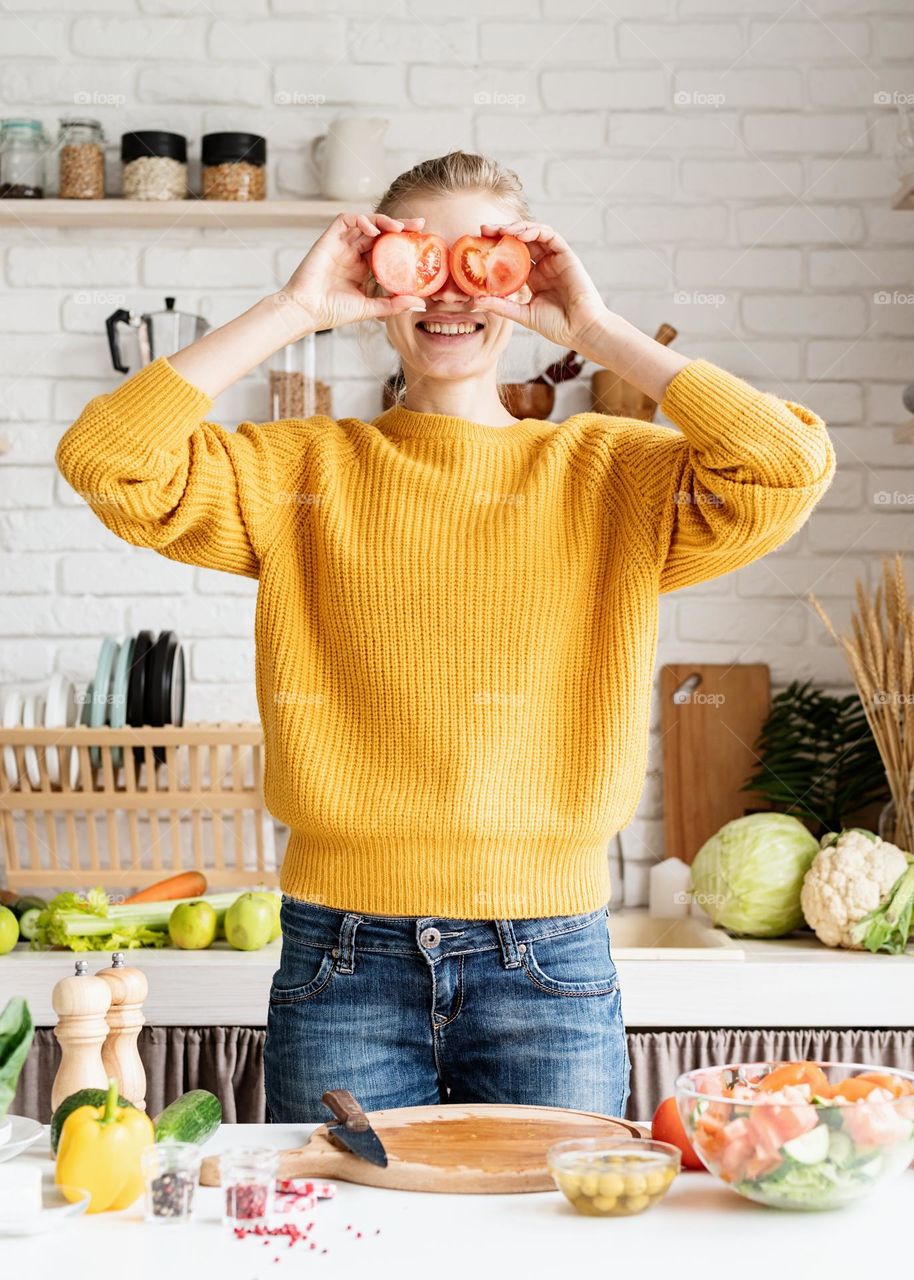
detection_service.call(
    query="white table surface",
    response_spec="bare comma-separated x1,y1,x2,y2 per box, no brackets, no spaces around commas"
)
4,1122,897,1280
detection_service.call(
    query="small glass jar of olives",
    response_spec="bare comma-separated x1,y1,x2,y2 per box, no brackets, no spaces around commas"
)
547,1138,681,1217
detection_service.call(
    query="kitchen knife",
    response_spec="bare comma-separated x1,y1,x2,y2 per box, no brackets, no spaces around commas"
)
321,1089,388,1168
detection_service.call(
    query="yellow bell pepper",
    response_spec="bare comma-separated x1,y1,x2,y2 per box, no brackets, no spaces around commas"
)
56,1078,154,1213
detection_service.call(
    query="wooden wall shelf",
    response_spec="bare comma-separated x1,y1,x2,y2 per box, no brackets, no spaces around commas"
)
0,198,360,229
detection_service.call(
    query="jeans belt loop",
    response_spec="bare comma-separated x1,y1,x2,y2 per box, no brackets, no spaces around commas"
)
495,918,523,969
335,913,360,974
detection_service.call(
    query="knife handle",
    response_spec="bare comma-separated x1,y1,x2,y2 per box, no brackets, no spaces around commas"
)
322,1089,369,1132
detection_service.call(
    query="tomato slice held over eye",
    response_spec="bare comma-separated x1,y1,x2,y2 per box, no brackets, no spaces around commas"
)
370,231,449,297
449,234,532,298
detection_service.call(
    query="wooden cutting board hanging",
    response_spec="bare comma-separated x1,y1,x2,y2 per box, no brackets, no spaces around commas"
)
660,663,771,864
200,1103,640,1194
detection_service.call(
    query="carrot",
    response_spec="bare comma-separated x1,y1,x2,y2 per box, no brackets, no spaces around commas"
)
123,871,207,904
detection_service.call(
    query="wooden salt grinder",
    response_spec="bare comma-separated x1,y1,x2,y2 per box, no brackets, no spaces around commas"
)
51,958,112,1112
97,952,148,1110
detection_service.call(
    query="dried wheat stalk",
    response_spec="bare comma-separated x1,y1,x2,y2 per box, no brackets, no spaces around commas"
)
810,554,914,852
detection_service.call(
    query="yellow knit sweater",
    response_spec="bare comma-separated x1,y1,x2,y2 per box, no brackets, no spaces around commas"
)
56,356,834,918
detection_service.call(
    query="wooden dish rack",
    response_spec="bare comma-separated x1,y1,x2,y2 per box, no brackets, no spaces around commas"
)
0,722,278,892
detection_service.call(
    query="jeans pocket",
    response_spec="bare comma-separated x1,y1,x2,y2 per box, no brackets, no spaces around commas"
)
269,939,336,1005
521,921,619,998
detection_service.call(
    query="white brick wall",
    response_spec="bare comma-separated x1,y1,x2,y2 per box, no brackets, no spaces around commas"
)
1,0,912,903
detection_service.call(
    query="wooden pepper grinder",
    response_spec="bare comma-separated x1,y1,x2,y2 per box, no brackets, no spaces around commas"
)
97,952,148,1111
51,958,112,1112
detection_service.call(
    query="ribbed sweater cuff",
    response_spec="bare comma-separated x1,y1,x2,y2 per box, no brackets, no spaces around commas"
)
100,356,214,454
660,357,833,488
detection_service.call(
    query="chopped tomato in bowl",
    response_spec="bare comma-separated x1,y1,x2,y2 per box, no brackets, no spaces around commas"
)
675,1061,914,1211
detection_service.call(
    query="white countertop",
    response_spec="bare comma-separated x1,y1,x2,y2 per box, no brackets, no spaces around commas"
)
3,911,912,1028
4,1122,895,1280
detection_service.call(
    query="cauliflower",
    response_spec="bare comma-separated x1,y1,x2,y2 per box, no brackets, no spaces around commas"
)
800,828,914,952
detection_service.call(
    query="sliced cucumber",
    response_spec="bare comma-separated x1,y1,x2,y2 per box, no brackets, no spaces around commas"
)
782,1125,830,1164
827,1128,855,1168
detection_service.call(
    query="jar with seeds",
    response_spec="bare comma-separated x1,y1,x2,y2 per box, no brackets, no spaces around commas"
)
201,132,266,201
57,118,105,199
269,330,333,421
121,131,187,201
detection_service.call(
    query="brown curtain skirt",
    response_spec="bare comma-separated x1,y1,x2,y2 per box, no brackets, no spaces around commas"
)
14,1026,914,1125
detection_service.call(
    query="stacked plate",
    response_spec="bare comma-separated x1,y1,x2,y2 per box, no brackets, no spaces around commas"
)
1,631,185,787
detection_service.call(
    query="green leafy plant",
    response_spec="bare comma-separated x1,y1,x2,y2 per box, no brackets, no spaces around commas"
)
744,680,889,837
0,997,34,1124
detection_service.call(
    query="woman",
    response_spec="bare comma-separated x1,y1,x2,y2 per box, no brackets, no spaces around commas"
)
57,152,834,1121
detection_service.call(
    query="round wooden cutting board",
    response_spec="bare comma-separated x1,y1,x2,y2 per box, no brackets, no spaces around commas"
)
200,1103,641,1194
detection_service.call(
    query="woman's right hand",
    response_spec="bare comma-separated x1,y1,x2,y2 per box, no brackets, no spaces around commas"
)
276,212,428,336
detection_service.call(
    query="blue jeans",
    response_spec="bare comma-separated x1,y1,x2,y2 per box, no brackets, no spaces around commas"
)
264,898,630,1122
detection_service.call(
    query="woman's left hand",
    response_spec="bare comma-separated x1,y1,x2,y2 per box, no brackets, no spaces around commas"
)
473,221,610,354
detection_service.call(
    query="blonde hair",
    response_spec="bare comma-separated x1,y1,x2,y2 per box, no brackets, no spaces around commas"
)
375,150,531,221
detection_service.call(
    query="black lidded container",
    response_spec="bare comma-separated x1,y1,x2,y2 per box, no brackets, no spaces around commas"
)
120,131,187,200
201,131,266,201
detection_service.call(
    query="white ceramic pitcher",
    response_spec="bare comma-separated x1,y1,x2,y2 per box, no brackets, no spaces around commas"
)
310,115,388,200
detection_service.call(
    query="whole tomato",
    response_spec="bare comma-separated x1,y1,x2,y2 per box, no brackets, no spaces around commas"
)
651,1096,705,1172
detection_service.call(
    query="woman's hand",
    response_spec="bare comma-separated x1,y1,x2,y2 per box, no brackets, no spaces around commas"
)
275,212,428,339
474,220,690,402
473,221,610,354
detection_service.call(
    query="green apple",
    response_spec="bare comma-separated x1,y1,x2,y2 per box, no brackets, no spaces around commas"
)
225,892,275,952
0,905,19,954
168,899,218,950
251,891,281,942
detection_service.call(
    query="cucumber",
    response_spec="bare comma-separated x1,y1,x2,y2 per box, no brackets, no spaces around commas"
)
50,1087,134,1154
827,1128,855,1168
12,895,45,918
154,1089,222,1146
782,1125,829,1165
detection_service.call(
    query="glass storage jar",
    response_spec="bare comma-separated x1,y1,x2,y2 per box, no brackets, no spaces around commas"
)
0,118,50,198
269,329,333,419
201,132,266,201
121,131,187,200
57,118,105,199
221,1148,278,1230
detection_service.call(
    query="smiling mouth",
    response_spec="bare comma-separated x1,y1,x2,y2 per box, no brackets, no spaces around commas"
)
416,318,485,338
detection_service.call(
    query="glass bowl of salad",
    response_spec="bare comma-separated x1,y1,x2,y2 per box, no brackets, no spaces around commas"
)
676,1060,914,1211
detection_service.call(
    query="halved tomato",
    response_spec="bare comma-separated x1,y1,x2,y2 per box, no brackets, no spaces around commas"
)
370,231,449,297
449,234,531,298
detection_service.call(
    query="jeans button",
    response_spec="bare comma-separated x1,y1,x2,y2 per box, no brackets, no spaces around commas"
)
419,927,441,950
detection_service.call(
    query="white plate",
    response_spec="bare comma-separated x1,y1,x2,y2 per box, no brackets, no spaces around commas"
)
1,689,23,786
44,672,79,789
21,693,46,789
0,1115,43,1164
0,1174,89,1236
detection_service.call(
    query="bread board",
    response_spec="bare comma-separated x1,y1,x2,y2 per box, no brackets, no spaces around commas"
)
200,1102,640,1194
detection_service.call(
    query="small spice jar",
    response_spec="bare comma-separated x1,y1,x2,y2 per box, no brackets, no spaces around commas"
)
57,118,105,199
141,1141,201,1224
201,132,266,201
121,131,187,201
269,330,333,420
0,118,50,198
221,1148,278,1229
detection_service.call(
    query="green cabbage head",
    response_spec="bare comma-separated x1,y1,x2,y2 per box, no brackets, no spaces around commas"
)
690,812,820,938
